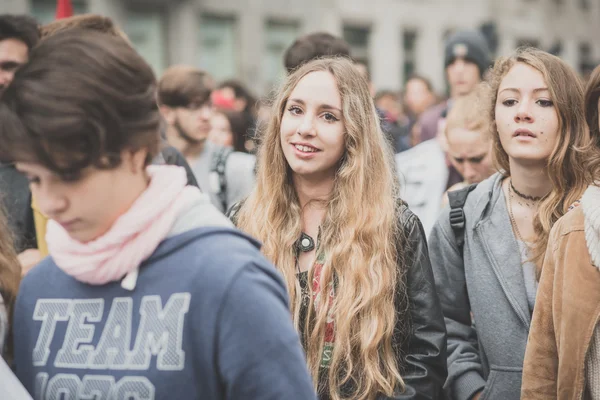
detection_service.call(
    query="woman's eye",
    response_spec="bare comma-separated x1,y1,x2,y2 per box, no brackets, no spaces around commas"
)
288,106,302,115
502,99,517,107
536,99,554,107
26,176,40,185
323,113,339,122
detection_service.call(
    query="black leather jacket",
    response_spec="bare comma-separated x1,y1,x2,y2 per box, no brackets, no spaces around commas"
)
227,202,447,399
392,202,447,399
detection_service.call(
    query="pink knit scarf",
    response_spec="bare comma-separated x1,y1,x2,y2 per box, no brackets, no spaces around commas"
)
46,165,201,290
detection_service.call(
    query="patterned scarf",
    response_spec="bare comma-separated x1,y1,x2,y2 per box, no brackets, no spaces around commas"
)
47,165,202,290
311,251,336,368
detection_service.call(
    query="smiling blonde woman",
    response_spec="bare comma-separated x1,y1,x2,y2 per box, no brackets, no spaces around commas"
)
230,57,447,400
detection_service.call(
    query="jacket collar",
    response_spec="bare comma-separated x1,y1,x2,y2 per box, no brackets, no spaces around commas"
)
471,172,503,226
470,172,532,327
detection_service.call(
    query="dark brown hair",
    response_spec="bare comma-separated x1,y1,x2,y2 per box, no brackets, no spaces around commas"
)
405,74,434,93
284,32,351,73
40,14,129,43
0,14,40,49
585,65,600,145
215,109,252,153
217,79,257,113
0,28,160,175
582,64,600,181
157,65,213,108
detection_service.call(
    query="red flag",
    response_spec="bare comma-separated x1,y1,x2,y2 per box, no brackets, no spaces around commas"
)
55,0,73,20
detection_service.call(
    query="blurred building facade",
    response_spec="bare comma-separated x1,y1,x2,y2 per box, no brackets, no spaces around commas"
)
4,0,600,95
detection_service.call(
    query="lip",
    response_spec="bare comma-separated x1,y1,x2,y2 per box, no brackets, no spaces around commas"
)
291,142,321,158
513,128,537,139
56,218,80,230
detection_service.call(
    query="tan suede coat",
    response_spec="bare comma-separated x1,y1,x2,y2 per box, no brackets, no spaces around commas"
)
522,206,600,399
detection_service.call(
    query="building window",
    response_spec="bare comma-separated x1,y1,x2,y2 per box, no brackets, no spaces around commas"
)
264,20,299,89
580,0,589,9
126,9,168,76
199,15,237,82
343,26,371,69
403,29,417,83
30,0,88,24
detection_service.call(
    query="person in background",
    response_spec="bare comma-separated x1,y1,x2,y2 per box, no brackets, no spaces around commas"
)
395,118,449,236
0,15,36,94
215,79,257,117
0,15,40,264
403,75,438,133
375,90,403,123
284,32,351,73
213,79,258,145
208,109,253,153
25,14,198,265
404,75,438,120
520,64,600,400
429,48,589,400
418,30,491,145
157,66,256,213
441,86,496,206
396,30,492,233
229,57,446,400
2,29,317,400
375,90,412,152
354,63,411,153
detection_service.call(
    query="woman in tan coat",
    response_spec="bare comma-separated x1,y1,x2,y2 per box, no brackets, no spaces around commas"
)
521,65,600,399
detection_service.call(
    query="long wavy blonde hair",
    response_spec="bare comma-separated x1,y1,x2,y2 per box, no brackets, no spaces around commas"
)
236,57,407,400
486,48,590,273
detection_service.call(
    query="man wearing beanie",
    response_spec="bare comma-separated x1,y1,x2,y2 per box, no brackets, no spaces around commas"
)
444,30,491,98
419,30,491,144
396,30,491,237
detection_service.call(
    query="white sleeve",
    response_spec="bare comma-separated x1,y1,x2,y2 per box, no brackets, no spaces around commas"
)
225,153,257,210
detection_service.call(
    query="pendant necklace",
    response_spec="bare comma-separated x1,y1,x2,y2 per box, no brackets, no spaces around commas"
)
297,232,316,253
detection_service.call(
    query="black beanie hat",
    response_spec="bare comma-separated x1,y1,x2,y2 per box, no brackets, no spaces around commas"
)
444,30,492,77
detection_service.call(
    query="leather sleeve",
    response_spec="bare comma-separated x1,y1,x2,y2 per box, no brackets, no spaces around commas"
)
389,205,448,400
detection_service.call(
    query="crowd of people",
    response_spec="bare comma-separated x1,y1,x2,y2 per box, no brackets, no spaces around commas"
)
0,10,599,400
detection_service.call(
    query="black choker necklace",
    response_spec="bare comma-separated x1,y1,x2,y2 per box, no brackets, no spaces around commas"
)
296,232,315,253
510,179,545,202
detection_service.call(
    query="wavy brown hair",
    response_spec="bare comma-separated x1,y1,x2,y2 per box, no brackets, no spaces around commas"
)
582,65,600,179
236,57,407,400
485,48,590,273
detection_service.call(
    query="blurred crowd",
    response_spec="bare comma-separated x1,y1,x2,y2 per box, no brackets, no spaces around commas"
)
1,9,600,400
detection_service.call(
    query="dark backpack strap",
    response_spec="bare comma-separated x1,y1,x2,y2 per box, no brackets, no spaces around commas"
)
209,147,234,211
448,184,477,252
